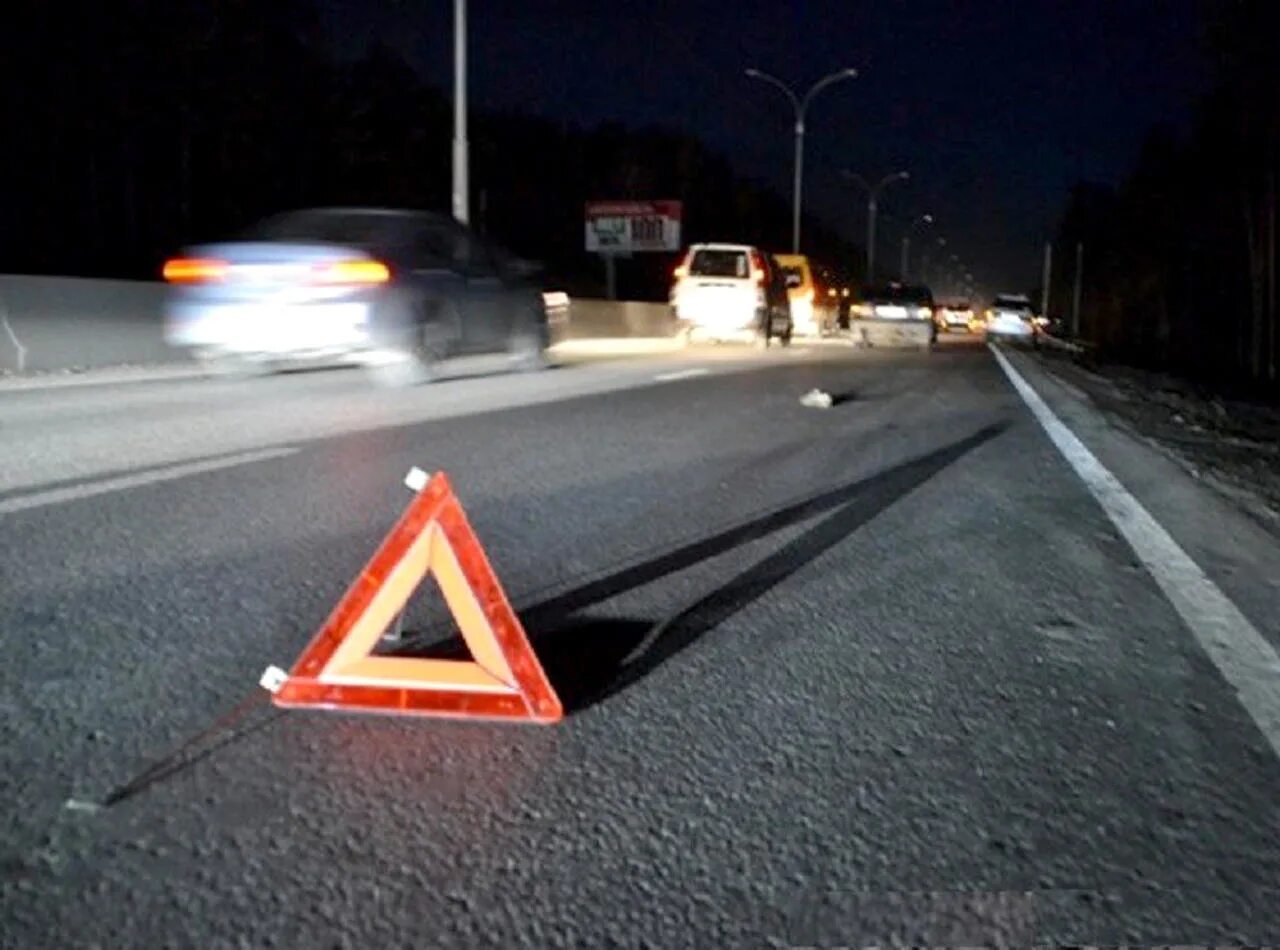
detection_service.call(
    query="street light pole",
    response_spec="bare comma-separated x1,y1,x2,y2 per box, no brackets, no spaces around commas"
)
452,0,469,225
844,170,909,284
1072,242,1084,338
1040,242,1053,321
746,67,858,253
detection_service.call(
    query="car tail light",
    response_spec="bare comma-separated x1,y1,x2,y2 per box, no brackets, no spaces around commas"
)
163,257,227,284
673,265,688,279
749,251,766,285
311,259,391,285
801,289,814,303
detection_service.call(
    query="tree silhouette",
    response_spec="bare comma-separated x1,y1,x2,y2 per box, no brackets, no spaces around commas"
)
0,8,860,300
1054,0,1279,394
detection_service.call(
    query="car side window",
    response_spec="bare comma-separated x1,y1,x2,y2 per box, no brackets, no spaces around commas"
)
422,223,498,278
461,238,499,278
411,224,464,269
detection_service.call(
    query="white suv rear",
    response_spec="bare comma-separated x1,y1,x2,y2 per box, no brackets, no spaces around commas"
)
985,294,1037,343
670,243,790,344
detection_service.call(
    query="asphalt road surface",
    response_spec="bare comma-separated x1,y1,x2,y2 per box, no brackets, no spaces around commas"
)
3,337,1279,946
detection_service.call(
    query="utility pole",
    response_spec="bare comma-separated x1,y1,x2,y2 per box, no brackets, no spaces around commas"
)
1071,242,1084,339
900,213,933,281
604,254,617,301
452,0,469,225
1041,241,1052,323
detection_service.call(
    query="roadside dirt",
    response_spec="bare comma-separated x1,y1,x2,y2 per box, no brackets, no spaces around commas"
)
1036,352,1280,537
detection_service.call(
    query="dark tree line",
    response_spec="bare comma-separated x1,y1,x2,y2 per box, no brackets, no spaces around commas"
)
0,1,858,300
1052,0,1280,395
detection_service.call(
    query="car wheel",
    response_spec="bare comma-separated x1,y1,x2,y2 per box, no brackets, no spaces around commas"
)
371,298,451,387
508,323,548,373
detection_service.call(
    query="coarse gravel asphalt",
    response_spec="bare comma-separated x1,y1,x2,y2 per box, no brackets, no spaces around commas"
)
2,338,1278,946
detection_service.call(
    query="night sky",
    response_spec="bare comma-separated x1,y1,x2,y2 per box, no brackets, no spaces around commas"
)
318,0,1207,295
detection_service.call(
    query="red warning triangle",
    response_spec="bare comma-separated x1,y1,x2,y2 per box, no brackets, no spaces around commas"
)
273,471,562,723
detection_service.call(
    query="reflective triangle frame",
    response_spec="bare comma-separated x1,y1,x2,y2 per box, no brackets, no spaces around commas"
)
273,471,563,723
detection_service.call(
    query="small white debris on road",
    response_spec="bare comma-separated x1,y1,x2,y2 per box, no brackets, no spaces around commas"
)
800,389,834,409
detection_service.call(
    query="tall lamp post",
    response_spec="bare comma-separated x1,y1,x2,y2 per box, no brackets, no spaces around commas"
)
844,170,910,284
745,67,859,253
900,213,934,280
452,0,469,224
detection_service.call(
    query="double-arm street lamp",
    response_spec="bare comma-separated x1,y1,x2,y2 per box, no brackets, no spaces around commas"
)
745,67,859,253
843,170,910,284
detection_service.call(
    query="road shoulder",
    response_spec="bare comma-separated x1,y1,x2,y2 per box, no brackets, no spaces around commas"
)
1004,346,1280,660
1030,351,1280,537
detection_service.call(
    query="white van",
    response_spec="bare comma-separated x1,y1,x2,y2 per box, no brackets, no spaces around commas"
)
669,243,792,345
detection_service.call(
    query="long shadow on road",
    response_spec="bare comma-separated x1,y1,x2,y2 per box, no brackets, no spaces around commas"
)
90,421,1007,810
523,421,1009,712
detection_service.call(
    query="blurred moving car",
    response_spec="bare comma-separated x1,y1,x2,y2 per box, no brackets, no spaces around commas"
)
670,243,792,346
163,207,550,383
936,299,976,333
772,253,821,337
850,282,938,347
984,293,1037,345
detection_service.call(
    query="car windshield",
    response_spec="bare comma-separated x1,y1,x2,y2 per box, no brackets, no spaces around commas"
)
689,249,749,278
993,297,1032,310
864,285,932,305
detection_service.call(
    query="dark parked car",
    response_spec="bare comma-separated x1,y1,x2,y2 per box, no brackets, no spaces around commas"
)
852,283,938,341
163,207,549,383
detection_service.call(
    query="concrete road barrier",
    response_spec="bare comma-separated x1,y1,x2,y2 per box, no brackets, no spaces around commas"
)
556,298,677,341
0,275,181,373
0,275,678,377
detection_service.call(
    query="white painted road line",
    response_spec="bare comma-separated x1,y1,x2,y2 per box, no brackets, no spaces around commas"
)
0,447,299,515
991,345,1280,758
653,368,710,382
